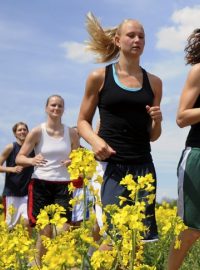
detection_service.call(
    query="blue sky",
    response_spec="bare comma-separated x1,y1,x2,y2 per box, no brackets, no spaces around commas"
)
0,0,199,201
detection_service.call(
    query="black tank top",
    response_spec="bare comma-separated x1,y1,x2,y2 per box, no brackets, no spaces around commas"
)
98,63,154,164
3,142,34,196
186,95,200,148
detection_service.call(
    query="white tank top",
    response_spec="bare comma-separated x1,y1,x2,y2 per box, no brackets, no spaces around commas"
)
32,123,71,181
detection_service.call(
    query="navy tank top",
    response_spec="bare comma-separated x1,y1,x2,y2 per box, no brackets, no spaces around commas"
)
3,142,34,196
186,95,200,148
98,63,154,164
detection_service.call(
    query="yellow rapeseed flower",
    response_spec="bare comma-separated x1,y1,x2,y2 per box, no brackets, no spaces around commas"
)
68,147,97,180
36,204,67,230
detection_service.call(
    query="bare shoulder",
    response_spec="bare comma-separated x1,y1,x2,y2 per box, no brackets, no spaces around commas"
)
31,125,42,135
27,125,42,143
3,143,14,154
86,67,106,92
147,72,162,88
88,67,105,81
0,143,13,162
188,63,200,82
5,143,14,151
191,62,200,72
184,63,200,96
147,71,162,96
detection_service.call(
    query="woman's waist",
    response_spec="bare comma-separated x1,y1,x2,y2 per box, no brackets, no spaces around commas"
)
32,165,70,181
104,151,152,165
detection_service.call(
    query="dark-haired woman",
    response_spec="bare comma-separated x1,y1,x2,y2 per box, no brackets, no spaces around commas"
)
0,122,34,230
168,29,200,270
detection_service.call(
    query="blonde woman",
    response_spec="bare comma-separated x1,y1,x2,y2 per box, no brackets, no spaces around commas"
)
16,95,79,265
78,13,163,244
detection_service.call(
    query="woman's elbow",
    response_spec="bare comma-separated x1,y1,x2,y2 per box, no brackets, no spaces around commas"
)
15,154,21,165
176,117,186,128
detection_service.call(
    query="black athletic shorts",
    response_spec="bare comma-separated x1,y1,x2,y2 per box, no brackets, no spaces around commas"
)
28,179,72,227
101,162,158,241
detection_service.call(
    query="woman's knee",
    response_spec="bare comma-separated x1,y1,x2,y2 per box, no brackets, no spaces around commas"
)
189,228,200,240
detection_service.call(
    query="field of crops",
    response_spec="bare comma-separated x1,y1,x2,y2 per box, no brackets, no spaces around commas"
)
1,148,200,269
1,201,200,270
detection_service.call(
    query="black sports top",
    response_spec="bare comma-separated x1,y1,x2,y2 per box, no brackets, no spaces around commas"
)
186,95,200,148
3,142,34,196
98,63,154,164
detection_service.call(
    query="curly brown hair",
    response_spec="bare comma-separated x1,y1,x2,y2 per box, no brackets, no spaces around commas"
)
185,28,200,65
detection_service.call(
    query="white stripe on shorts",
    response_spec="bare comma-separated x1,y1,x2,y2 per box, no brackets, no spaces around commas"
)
91,161,108,228
5,196,28,229
177,147,191,220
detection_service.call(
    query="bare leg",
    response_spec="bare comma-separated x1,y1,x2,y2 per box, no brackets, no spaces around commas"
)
35,224,52,267
93,220,100,242
23,218,32,237
83,220,101,258
167,228,200,270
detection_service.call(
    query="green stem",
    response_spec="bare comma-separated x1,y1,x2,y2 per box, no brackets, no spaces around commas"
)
130,191,139,270
130,229,136,270
84,253,93,270
53,224,58,237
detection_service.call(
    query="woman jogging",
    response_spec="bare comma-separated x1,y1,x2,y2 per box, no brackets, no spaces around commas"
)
168,28,200,270
0,122,34,231
77,13,163,244
16,94,79,265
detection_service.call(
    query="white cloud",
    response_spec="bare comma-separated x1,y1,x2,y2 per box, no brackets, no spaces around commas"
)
60,41,94,63
156,5,200,52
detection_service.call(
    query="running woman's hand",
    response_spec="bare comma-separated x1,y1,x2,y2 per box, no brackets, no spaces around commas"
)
92,137,116,161
146,105,162,123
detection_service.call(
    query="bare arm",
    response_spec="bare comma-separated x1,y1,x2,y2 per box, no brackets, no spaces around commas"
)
69,127,80,150
146,73,163,142
77,68,116,160
176,64,200,128
95,119,100,134
16,126,46,167
61,127,81,167
0,144,23,173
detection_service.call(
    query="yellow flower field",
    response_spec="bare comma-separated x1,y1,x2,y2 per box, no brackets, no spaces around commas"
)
0,148,199,270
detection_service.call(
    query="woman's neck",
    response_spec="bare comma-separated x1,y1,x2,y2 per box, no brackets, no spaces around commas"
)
46,118,62,130
117,57,141,75
16,139,24,146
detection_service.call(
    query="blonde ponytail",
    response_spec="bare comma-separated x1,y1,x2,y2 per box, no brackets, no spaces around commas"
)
85,12,120,63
